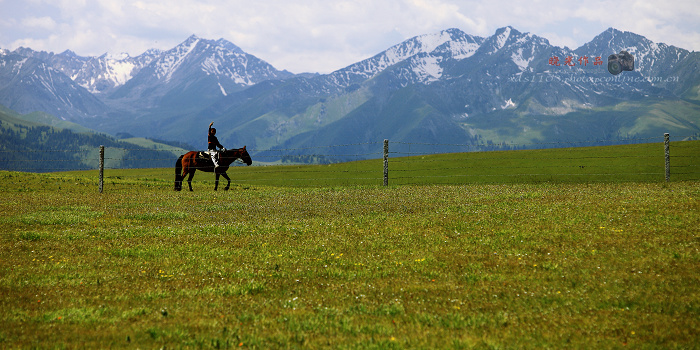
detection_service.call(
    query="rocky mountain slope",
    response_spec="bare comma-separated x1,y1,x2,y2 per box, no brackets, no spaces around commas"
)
1,27,698,162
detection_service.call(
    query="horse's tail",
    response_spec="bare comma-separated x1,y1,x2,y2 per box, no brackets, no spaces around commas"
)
174,155,184,191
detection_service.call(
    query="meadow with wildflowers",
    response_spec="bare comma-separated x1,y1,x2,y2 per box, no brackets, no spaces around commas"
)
0,144,699,348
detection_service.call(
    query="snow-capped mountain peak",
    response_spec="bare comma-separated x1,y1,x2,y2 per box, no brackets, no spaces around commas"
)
138,35,291,90
442,28,484,59
102,52,131,60
155,35,201,82
3,26,696,134
142,48,163,57
494,26,513,52
574,27,692,78
214,38,245,54
101,35,292,105
59,49,79,57
328,28,486,86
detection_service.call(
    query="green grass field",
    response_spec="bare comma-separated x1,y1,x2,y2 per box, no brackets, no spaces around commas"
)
1,143,698,349
58,139,700,188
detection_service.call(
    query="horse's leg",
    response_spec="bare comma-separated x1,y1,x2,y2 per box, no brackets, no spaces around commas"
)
221,172,231,191
187,170,195,191
175,155,183,191
180,163,189,191
214,172,220,191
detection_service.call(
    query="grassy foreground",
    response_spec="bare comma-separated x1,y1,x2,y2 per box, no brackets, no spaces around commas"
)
0,169,698,349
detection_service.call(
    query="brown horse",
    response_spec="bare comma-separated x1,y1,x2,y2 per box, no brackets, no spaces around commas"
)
174,146,252,191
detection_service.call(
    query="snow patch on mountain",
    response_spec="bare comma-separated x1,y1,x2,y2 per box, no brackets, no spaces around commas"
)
415,31,454,54
13,57,28,72
352,31,453,77
411,56,443,82
105,52,130,60
493,27,512,52
107,60,137,85
329,29,486,87
378,31,452,68
202,54,226,76
451,40,482,60
511,48,534,71
201,52,253,85
142,48,163,57
156,36,200,83
502,98,516,109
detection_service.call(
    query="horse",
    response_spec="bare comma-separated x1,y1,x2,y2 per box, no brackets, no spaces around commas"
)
174,146,252,191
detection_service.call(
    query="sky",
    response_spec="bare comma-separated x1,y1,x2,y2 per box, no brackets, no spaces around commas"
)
2,0,700,74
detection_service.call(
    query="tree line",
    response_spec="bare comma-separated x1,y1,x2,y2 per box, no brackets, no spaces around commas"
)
0,125,180,172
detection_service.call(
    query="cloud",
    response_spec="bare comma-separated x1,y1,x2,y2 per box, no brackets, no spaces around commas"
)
21,16,57,30
1,0,699,73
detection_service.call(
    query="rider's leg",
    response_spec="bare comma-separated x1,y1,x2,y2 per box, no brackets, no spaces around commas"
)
210,151,219,168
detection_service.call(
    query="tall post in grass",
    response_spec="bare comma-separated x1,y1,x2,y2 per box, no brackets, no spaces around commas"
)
664,133,670,183
383,139,389,186
99,145,104,193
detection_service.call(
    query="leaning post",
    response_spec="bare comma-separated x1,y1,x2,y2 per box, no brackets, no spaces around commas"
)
383,139,389,186
99,145,105,193
664,133,670,183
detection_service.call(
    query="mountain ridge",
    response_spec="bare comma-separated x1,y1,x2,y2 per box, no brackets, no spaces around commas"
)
1,26,699,163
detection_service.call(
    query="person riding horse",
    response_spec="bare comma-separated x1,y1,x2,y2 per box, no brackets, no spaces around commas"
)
174,121,252,191
207,122,225,168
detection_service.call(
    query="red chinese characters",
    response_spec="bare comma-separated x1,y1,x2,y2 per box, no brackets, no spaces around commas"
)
578,56,589,66
548,56,560,66
564,56,576,66
548,55,602,67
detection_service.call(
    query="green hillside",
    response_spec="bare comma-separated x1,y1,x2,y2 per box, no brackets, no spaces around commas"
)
0,105,45,130
220,82,700,162
461,99,700,147
0,105,189,172
16,111,96,133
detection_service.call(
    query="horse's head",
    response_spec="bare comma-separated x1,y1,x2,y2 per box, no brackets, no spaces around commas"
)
238,146,252,166
221,146,252,166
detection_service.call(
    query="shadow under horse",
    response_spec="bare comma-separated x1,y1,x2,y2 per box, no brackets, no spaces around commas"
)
174,146,252,191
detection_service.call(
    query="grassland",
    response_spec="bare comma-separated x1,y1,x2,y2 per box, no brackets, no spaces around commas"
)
57,139,699,189
1,143,698,349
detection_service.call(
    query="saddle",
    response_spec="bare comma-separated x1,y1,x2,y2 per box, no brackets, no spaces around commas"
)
197,151,217,163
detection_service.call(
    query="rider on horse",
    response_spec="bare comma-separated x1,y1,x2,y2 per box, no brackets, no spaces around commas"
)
207,122,225,168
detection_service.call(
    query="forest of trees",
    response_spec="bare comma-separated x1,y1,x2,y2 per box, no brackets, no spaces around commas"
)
0,125,181,172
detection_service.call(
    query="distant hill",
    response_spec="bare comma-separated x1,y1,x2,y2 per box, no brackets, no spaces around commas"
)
0,105,191,172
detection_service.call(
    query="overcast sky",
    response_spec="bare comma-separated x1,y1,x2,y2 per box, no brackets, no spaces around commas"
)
2,0,699,74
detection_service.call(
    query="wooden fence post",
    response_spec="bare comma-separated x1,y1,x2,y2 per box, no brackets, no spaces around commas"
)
99,145,104,193
664,133,670,182
383,139,389,186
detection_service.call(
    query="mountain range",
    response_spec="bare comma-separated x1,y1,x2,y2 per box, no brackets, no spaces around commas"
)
1,26,699,164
